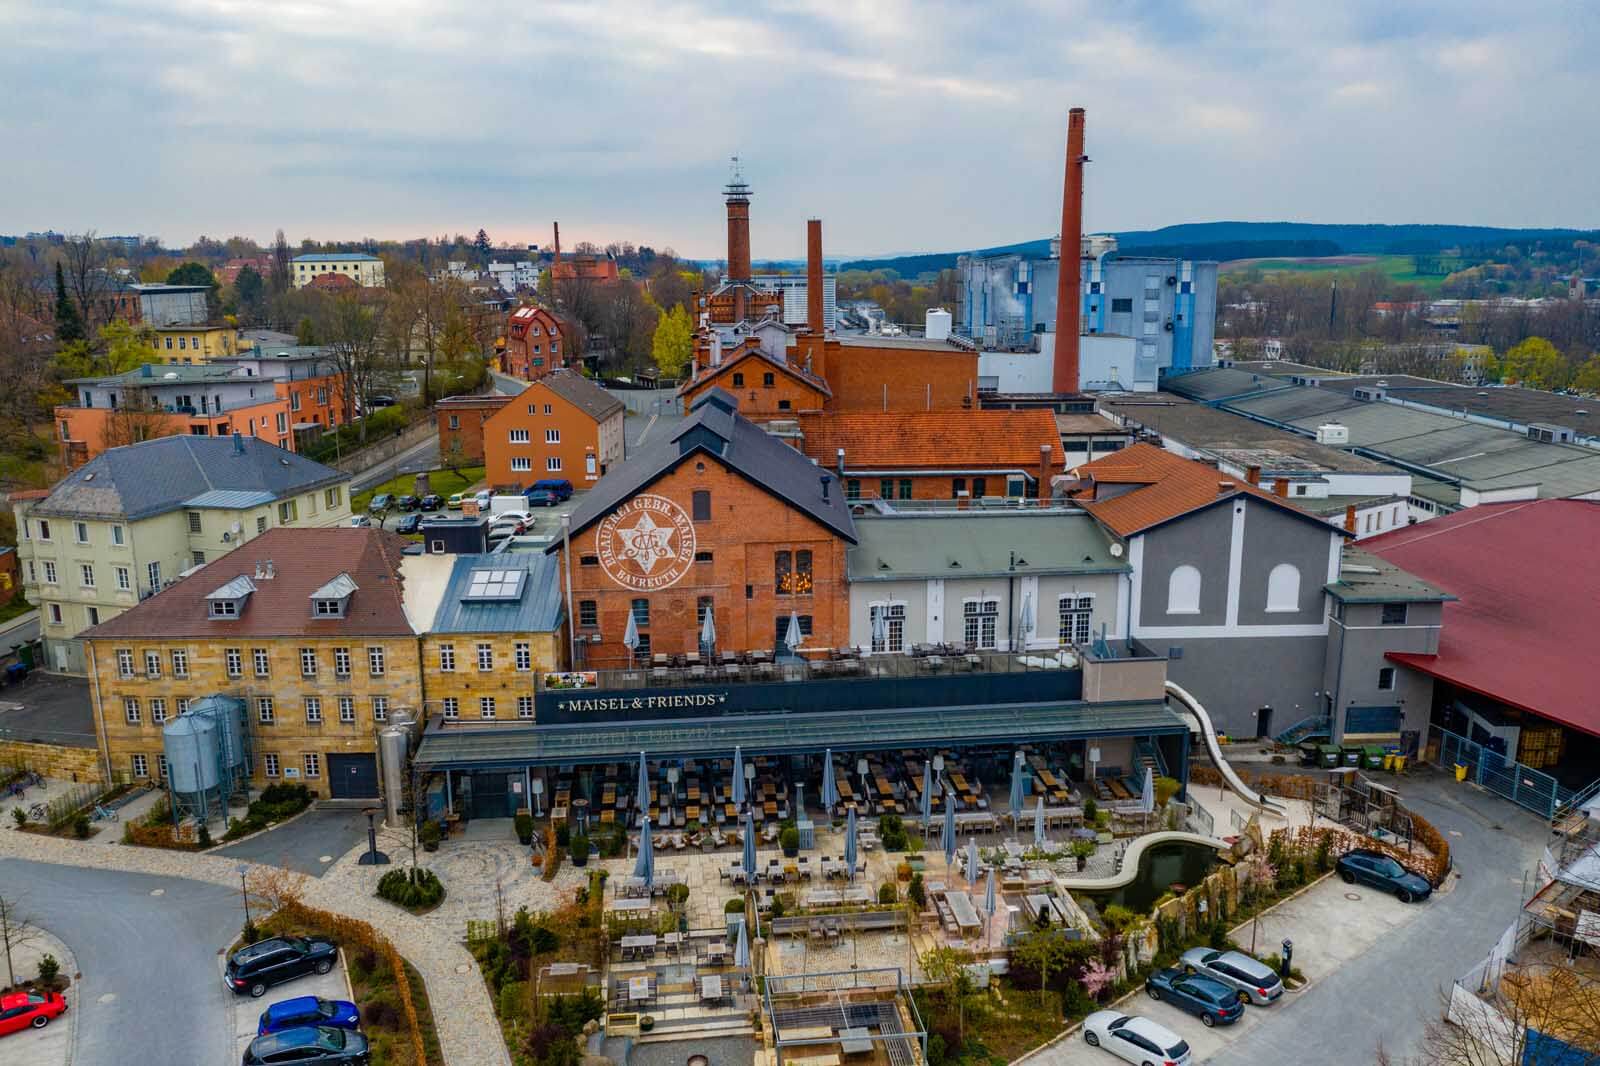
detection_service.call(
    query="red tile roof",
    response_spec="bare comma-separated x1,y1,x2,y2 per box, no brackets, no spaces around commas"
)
84,526,414,640
798,410,1064,471
1069,442,1328,537
1366,499,1600,738
680,343,831,398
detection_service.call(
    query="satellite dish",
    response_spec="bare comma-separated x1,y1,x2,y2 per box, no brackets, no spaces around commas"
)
230,522,242,534
1109,543,1124,558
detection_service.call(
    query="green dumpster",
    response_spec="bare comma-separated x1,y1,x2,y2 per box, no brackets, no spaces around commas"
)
1319,744,1341,768
1340,745,1363,767
1361,744,1386,769
1298,741,1321,767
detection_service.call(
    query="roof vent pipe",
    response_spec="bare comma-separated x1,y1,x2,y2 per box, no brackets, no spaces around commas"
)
836,448,845,475
233,430,245,454
820,474,831,502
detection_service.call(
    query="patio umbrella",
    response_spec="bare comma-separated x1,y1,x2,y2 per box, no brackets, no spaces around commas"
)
1019,592,1036,650
870,606,888,652
636,751,650,817
634,816,654,886
942,796,957,869
784,611,803,653
742,809,757,880
821,750,839,812
983,866,997,920
965,837,979,885
1140,766,1156,815
795,782,805,822
1009,750,1025,825
731,746,745,809
845,806,858,884
919,760,933,832
734,913,751,969
1034,795,1046,848
623,609,640,666
700,604,716,655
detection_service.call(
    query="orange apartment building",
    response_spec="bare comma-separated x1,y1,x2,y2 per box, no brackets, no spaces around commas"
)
554,388,856,669
482,370,625,490
436,394,512,465
501,306,568,380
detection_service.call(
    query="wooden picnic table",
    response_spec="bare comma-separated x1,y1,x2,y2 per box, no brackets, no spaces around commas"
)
763,800,777,817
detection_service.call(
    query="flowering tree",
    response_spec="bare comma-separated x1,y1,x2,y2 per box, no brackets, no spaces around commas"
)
1081,958,1117,1001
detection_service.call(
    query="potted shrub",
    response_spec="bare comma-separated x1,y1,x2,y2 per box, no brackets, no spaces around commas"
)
569,831,590,867
419,820,442,853
877,883,898,905
780,826,800,858
639,1015,655,1032
514,812,534,846
1070,838,1095,871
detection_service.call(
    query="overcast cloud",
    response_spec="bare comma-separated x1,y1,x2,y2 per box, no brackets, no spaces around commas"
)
2,0,1596,258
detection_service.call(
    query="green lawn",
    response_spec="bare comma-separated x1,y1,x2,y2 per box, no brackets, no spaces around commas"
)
1224,254,1452,293
0,595,35,627
352,466,484,513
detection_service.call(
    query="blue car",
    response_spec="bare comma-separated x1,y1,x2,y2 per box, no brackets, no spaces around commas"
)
394,513,422,534
258,996,362,1037
1145,967,1245,1027
1337,848,1432,903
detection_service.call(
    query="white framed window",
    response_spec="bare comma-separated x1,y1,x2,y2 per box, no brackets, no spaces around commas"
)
479,696,496,719
546,457,562,471
147,561,161,589
1378,667,1396,691
476,642,493,671
171,649,189,677
509,428,530,443
543,404,552,415
1265,563,1301,613
962,599,999,649
253,648,270,677
372,697,388,722
74,521,89,544
338,696,355,723
264,753,280,778
300,647,318,676
176,698,190,715
150,698,167,724
517,695,534,719
1057,594,1094,646
333,647,351,677
156,753,168,780
117,648,135,678
48,604,62,626
43,561,57,585
869,602,906,653
304,696,322,723
36,519,51,542
514,642,531,670
80,564,95,587
257,697,275,724
303,753,320,778
144,650,161,678
116,566,130,590
111,524,125,545
86,606,99,626
545,428,560,444
367,646,385,676
131,753,148,778
442,697,459,720
187,511,202,534
123,697,140,724
225,648,242,678
1167,565,1202,615
438,644,455,672
510,457,532,472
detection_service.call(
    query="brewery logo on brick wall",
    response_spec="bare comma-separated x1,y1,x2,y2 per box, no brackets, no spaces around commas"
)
596,494,697,591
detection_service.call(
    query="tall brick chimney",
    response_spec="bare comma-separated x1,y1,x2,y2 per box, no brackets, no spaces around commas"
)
807,219,824,335
1052,108,1087,395
552,222,560,265
1038,444,1055,498
724,158,752,321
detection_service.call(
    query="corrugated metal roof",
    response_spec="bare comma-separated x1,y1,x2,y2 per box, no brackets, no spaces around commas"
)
1165,368,1296,402
292,253,380,262
428,552,563,634
184,489,278,510
849,511,1125,581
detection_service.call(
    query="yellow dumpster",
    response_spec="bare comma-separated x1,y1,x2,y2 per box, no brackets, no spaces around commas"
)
1454,763,1468,782
1393,755,1407,774
1382,754,1395,771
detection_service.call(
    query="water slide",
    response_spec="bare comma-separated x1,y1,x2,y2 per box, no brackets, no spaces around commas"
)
1165,679,1289,818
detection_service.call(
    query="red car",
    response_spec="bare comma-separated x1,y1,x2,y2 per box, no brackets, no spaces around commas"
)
0,990,67,1036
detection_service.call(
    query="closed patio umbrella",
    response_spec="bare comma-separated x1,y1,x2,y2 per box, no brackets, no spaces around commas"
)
920,760,933,833
731,746,745,809
634,816,654,886
636,751,650,818
1140,766,1156,815
742,808,757,878
984,866,997,919
870,606,888,652
734,913,751,969
623,609,640,666
1018,592,1036,650
1009,750,1025,826
845,805,858,884
700,604,716,655
784,611,803,654
942,796,957,870
822,749,838,812
965,837,978,885
1034,795,1046,848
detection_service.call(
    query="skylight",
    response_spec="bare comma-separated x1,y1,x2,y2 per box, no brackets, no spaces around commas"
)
465,568,524,600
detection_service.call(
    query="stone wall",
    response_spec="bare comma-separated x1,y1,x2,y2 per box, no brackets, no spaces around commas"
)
0,739,105,784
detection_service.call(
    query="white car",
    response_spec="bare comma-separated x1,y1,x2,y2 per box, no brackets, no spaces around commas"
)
490,510,535,527
1082,1011,1192,1066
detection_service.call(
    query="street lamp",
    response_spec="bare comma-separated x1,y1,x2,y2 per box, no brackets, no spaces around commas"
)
237,864,253,935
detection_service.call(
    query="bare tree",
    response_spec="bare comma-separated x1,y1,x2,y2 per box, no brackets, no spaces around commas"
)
318,292,400,443
0,259,54,443
0,892,42,989
1378,963,1600,1066
270,230,292,295
60,231,117,338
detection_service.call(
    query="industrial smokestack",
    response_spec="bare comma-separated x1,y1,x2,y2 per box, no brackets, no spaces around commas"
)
807,219,824,335
724,157,752,320
1052,108,1087,394
552,222,561,265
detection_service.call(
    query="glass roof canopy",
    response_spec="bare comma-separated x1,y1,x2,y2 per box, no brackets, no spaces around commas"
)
413,699,1187,770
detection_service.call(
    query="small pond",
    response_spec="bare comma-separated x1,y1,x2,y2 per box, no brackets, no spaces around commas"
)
1083,840,1223,913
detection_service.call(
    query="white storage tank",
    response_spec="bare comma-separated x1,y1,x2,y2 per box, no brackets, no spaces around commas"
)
925,308,953,341
163,713,220,794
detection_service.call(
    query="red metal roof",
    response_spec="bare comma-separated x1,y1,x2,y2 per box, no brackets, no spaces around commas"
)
1366,499,1600,738
799,410,1064,471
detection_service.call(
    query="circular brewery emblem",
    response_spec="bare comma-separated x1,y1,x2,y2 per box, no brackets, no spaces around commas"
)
595,494,698,591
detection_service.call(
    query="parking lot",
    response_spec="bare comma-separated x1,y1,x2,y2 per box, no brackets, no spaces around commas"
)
228,949,353,1062
363,489,587,541
1029,873,1430,1064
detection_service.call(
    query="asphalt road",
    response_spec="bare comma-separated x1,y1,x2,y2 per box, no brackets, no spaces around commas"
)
0,859,241,1066
1217,772,1549,1066
348,431,440,494
0,672,96,749
214,806,369,877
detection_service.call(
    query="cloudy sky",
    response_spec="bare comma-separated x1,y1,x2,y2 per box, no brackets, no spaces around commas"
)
3,0,1596,258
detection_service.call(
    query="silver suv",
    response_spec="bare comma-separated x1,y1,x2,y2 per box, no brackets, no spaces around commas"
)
1179,948,1284,1005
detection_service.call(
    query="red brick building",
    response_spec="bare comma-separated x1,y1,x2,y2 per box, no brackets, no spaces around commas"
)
483,370,625,490
502,306,568,380
436,394,513,466
554,388,856,669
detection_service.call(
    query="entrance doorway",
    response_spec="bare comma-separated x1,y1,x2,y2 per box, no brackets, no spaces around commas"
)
328,754,379,798
1256,706,1273,739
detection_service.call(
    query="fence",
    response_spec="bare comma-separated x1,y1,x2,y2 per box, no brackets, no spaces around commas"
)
1432,725,1564,819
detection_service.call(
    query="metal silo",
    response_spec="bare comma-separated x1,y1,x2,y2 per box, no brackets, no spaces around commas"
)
163,713,221,825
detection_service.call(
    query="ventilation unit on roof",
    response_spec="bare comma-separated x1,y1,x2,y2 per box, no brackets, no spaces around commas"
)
1527,423,1575,444
1316,423,1350,445
1352,386,1385,402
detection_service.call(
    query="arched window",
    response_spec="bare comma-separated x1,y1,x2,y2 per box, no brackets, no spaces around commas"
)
1266,563,1300,613
1167,565,1202,615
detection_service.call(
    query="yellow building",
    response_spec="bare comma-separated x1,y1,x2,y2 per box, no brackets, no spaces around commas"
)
149,324,245,363
292,253,385,290
84,527,421,798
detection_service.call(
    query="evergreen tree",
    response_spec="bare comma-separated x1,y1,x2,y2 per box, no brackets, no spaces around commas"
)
474,229,491,263
53,262,84,342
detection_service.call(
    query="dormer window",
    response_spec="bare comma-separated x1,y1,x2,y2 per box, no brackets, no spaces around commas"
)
314,599,344,617
210,599,240,619
308,572,358,619
205,574,257,619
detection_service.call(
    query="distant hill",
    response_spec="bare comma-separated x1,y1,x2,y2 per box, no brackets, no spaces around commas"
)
839,222,1600,277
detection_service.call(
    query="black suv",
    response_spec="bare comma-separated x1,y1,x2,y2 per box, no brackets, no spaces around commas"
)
244,1026,370,1065
226,936,339,998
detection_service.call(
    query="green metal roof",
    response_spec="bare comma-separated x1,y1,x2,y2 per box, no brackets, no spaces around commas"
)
847,511,1128,581
1325,548,1455,604
412,699,1186,769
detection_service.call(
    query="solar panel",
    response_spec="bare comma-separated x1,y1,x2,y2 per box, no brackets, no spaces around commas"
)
464,568,525,600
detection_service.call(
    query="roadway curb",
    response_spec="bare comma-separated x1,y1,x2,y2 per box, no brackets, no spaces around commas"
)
25,920,79,1066
196,802,321,855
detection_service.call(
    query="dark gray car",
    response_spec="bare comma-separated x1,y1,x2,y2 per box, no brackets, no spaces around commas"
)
1179,948,1284,1005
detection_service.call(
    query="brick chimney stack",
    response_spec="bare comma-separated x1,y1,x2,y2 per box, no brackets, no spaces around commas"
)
807,219,824,335
553,222,560,265
724,157,752,321
1052,107,1087,395
1038,444,1055,498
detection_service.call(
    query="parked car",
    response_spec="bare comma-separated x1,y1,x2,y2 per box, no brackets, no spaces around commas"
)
525,479,573,506
394,513,422,534
1179,948,1283,1005
419,494,444,511
1337,848,1432,903
1082,1011,1191,1066
474,490,491,509
243,1026,369,1065
348,515,371,528
225,936,339,998
0,991,67,1036
257,996,361,1037
1145,967,1244,1027
446,493,465,510
488,518,526,535
490,509,535,527
395,495,420,512
367,494,393,514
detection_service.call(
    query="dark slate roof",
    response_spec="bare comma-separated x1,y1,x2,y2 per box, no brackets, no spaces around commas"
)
538,369,625,421
26,435,345,522
429,552,564,633
556,389,857,545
